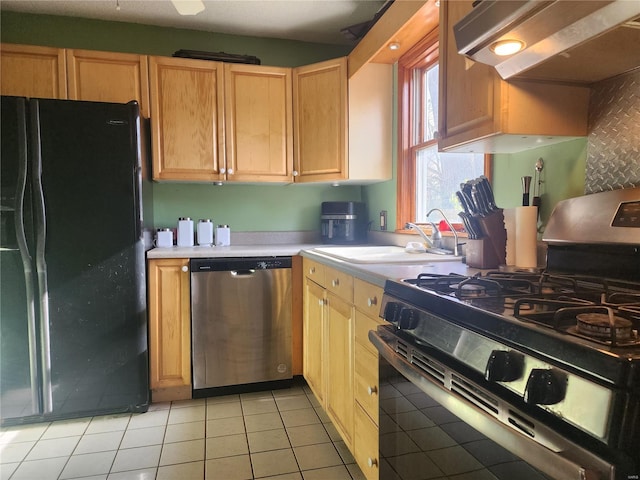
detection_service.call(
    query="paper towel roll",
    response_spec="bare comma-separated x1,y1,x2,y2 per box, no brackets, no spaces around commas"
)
515,206,538,268
503,208,517,266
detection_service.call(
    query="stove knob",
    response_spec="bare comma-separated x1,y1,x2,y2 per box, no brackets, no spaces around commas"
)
484,350,524,382
398,308,419,330
383,302,402,324
524,369,567,405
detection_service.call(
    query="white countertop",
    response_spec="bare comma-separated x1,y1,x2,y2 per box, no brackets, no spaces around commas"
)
146,243,323,259
301,249,476,287
146,243,479,287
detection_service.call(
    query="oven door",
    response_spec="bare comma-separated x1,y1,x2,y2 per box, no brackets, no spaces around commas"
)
370,328,617,480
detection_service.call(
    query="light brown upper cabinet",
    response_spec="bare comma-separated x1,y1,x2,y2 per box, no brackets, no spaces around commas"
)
0,43,67,99
149,56,225,182
224,63,293,183
293,58,347,182
438,0,590,154
66,49,150,118
293,57,392,184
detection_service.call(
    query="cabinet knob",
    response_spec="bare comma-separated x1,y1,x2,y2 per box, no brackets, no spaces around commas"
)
220,167,226,174
318,299,324,307
292,170,299,177
227,168,234,175
367,458,378,468
309,266,316,274
367,296,377,307
181,265,188,273
367,386,377,396
332,278,339,287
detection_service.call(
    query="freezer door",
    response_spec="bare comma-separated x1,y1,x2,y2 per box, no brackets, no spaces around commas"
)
0,96,41,422
30,99,148,417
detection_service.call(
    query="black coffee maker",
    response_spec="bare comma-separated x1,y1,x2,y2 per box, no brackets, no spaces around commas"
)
321,201,368,244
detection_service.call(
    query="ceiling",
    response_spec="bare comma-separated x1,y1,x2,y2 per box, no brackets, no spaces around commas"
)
0,0,388,46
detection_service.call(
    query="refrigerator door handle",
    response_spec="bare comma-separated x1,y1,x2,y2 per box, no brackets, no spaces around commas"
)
14,98,42,415
29,100,54,414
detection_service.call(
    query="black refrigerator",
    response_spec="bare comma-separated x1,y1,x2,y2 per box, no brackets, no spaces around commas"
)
1,96,152,426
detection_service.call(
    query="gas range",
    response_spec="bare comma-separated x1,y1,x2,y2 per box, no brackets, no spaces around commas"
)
372,188,640,480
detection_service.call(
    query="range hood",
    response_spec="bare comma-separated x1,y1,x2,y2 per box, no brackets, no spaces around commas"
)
454,0,640,84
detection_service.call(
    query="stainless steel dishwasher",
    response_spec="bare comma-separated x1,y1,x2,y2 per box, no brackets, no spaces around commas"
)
190,257,292,394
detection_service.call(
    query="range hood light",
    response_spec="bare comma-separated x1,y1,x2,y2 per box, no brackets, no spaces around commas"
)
490,40,525,56
388,42,401,51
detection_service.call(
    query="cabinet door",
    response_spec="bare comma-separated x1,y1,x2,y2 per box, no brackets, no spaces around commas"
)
438,0,500,151
354,335,379,424
0,43,67,99
149,56,225,181
66,49,150,118
293,57,347,182
438,0,588,152
147,258,192,401
354,403,380,480
325,292,354,447
303,278,325,403
224,63,293,182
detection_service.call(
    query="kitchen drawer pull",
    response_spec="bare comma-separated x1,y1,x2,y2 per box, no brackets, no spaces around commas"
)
367,296,377,307
367,386,377,396
332,278,339,287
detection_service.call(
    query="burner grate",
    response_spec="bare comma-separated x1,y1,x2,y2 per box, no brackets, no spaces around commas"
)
513,299,640,346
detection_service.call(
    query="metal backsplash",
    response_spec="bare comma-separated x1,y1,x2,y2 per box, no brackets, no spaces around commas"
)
585,68,640,194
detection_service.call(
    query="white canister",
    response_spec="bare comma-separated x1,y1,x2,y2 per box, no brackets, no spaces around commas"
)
197,219,214,246
177,217,194,247
155,228,173,248
215,225,230,246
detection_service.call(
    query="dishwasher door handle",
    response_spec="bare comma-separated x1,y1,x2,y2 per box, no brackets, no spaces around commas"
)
231,269,256,276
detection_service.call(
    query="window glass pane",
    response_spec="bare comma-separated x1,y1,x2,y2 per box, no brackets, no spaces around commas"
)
415,145,485,222
422,64,439,142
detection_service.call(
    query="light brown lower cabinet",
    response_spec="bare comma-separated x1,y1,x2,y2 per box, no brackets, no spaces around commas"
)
302,259,384,478
354,403,380,480
147,258,192,402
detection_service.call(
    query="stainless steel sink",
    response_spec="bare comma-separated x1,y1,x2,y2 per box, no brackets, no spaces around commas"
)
311,246,461,264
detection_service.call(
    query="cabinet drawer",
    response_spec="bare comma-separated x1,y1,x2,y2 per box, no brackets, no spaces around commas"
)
354,279,383,320
303,257,325,286
325,266,353,302
354,403,379,480
355,310,384,355
354,339,378,424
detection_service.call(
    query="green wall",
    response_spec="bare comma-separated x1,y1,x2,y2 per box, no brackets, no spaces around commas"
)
1,11,588,235
0,11,351,65
492,139,587,232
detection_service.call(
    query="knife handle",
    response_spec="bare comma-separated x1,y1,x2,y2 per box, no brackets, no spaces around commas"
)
522,193,530,206
456,191,470,214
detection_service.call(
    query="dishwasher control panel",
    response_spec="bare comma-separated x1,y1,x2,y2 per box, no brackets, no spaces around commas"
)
191,256,292,272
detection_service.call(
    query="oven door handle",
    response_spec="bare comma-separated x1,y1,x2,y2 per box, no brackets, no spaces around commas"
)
368,329,615,480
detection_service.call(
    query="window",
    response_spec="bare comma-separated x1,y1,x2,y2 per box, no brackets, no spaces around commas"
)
397,30,489,230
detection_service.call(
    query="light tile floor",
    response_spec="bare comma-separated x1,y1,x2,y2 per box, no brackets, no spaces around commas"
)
0,384,366,480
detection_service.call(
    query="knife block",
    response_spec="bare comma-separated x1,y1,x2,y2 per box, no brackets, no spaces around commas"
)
465,209,507,268
466,238,503,268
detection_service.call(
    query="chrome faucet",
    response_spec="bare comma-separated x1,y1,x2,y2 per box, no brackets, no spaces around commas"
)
426,208,460,256
404,222,441,249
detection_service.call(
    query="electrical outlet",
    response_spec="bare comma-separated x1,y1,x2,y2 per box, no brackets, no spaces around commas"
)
380,210,387,231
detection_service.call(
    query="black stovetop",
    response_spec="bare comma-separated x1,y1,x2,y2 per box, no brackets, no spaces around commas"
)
384,271,640,387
